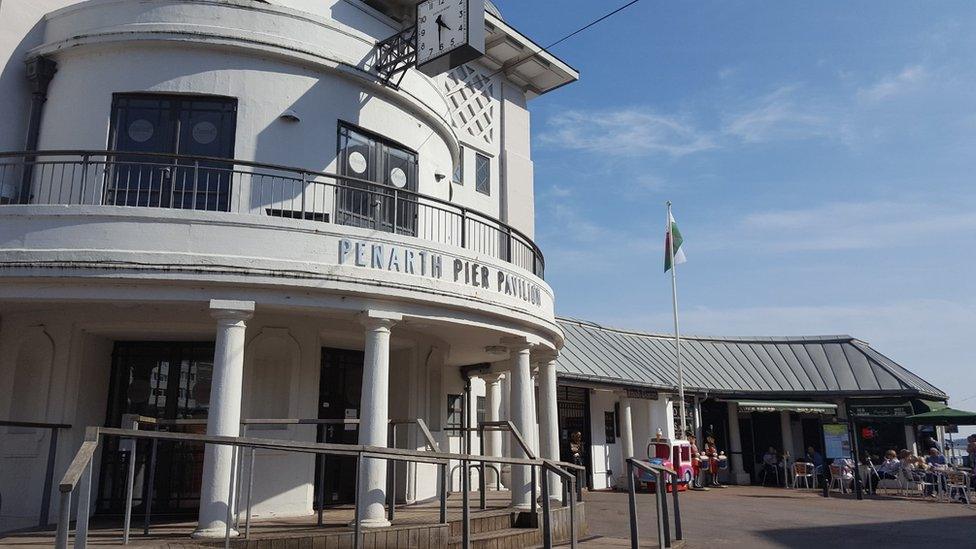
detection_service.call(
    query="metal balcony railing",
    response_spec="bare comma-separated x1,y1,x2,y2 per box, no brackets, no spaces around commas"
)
0,150,545,278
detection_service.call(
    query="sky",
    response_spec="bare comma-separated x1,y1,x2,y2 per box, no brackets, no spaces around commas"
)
494,0,976,430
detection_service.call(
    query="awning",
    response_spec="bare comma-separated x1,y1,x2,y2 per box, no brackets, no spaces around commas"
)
906,407,976,426
727,400,838,415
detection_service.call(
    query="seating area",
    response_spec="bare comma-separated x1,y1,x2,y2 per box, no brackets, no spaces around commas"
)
757,449,973,508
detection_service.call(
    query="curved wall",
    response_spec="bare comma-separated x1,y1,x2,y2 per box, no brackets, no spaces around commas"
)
0,206,560,344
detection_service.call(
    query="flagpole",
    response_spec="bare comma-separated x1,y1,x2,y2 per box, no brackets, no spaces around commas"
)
667,201,688,439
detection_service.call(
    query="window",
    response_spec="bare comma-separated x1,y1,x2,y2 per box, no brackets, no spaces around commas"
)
107,94,237,211
604,411,616,444
337,123,418,235
475,153,490,195
476,395,486,425
453,146,464,185
446,394,464,435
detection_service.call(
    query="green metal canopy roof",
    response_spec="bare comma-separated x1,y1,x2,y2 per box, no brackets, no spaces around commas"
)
556,318,947,400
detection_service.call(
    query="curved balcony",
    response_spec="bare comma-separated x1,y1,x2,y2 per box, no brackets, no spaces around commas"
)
0,151,544,277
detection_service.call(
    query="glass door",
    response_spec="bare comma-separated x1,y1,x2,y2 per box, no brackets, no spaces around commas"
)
97,342,215,516
315,348,364,506
336,124,418,235
107,94,237,211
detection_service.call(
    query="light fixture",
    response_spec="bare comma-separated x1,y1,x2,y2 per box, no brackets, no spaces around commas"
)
279,109,301,123
434,171,447,182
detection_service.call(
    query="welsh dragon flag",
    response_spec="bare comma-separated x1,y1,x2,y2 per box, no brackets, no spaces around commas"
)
664,211,687,272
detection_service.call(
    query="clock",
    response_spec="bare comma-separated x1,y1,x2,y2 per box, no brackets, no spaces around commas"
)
415,0,486,77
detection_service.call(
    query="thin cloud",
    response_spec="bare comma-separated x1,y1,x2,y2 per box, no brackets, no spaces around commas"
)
538,109,716,157
708,200,976,252
856,65,928,103
721,85,835,144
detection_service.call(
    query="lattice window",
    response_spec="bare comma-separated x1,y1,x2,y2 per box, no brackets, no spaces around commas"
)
444,65,495,145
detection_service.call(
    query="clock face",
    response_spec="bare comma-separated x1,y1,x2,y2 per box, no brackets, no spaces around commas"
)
416,0,469,67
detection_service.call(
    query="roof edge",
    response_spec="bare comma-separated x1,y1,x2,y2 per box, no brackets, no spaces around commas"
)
556,316,855,344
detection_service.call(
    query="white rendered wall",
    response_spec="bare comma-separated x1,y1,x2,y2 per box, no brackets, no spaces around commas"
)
588,390,621,490
0,0,79,152
0,303,482,528
7,0,535,234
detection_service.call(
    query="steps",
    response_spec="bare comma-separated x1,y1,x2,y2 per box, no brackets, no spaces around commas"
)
447,503,587,549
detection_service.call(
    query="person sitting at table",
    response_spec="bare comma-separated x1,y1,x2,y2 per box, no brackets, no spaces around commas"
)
805,446,825,474
925,447,948,469
762,446,781,484
867,449,903,491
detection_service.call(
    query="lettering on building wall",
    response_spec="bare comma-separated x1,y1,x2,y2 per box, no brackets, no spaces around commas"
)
338,238,542,307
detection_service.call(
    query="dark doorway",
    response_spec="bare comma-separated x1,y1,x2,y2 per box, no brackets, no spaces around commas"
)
801,417,825,455
97,342,215,516
700,400,729,451
107,94,237,211
557,385,593,489
748,413,784,483
315,348,364,506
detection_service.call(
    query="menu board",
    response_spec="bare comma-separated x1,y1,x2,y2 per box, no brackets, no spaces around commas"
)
824,423,852,459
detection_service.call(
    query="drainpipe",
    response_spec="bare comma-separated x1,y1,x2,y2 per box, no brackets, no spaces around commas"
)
18,56,58,204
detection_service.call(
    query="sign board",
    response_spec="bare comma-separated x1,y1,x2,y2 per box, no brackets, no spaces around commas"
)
625,387,659,400
848,404,913,418
416,0,486,76
338,238,544,307
823,423,852,460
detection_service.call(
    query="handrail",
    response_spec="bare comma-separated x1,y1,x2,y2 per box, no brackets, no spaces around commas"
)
55,425,584,549
122,414,440,451
478,420,536,460
58,440,98,493
0,419,72,429
0,149,546,277
626,457,683,549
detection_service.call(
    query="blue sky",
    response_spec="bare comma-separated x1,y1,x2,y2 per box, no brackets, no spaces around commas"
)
495,0,976,422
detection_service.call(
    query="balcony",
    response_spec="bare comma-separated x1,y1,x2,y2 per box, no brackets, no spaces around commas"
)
0,151,544,278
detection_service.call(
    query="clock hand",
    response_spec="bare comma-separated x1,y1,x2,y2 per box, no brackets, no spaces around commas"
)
435,14,451,30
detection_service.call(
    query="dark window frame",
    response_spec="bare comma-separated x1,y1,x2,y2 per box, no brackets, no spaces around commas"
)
335,121,420,235
475,152,491,195
453,146,465,185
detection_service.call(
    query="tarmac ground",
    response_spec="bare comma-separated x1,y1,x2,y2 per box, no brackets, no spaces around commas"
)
577,484,976,548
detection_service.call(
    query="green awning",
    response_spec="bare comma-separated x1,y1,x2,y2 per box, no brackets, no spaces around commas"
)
913,399,948,413
906,407,976,426
729,400,838,415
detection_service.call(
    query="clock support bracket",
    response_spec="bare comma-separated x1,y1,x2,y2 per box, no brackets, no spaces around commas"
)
375,25,417,90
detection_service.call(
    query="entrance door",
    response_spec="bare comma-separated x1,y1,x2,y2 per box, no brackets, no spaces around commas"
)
107,94,237,211
315,348,364,506
557,386,593,489
97,342,215,516
336,124,418,235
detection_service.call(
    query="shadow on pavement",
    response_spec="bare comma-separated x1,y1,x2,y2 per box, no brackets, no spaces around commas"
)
757,515,976,548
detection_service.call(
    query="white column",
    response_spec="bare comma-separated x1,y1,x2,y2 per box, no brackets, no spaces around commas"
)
619,396,635,475
499,373,512,489
356,311,400,528
505,339,534,509
780,411,795,461
194,300,254,539
537,358,560,498
484,374,503,488
726,402,750,485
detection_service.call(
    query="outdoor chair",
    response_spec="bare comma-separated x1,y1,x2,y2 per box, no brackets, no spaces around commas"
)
759,463,781,486
829,464,853,493
792,462,816,489
946,471,971,505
